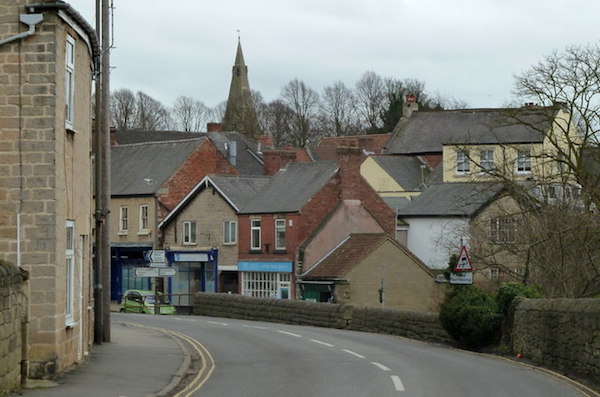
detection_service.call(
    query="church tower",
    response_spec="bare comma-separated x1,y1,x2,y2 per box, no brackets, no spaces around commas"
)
222,38,260,138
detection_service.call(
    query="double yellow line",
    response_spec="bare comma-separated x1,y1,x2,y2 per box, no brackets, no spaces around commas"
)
171,329,216,397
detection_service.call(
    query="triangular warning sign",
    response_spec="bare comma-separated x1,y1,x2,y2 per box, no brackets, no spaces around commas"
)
454,245,473,272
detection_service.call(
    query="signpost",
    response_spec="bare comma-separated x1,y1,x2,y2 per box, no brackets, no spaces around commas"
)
450,245,473,285
145,250,166,267
134,267,159,278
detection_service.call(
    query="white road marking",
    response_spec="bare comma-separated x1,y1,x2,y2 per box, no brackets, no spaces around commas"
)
242,325,267,330
391,375,405,391
206,320,228,326
371,362,391,371
342,349,365,358
311,339,334,347
277,330,302,338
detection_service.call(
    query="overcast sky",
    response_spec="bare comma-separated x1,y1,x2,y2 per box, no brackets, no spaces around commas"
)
72,0,600,110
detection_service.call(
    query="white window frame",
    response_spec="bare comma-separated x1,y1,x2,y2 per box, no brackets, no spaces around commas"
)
456,150,470,174
490,217,517,244
65,34,75,128
275,219,286,251
65,220,74,324
516,149,532,174
138,204,149,234
250,219,261,251
241,272,292,299
480,149,494,173
183,221,197,245
223,220,237,245
119,206,128,235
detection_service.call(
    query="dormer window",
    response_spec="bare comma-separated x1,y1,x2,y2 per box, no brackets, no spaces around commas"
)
456,150,470,174
516,149,532,174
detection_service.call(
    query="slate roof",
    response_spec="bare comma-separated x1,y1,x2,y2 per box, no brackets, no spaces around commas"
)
240,161,338,213
111,138,205,196
386,107,557,155
158,174,271,228
113,129,266,176
398,182,505,217
302,233,388,279
207,175,271,211
371,155,428,191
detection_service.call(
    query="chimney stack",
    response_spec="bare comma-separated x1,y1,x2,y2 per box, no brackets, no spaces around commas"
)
263,149,297,176
402,94,418,118
207,122,223,133
336,143,362,200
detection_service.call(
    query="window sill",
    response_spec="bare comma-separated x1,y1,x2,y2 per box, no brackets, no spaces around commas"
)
66,320,78,329
118,232,128,236
274,249,287,254
182,242,197,246
137,231,151,236
249,250,262,254
222,242,237,246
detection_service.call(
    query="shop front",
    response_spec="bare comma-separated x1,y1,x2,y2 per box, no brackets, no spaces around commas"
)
166,249,218,307
238,261,293,299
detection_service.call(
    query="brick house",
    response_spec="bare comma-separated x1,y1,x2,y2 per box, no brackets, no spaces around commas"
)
237,145,396,299
0,1,98,380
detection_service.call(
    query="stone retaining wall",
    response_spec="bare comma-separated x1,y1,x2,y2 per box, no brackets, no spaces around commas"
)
192,293,451,344
0,260,27,394
512,298,600,386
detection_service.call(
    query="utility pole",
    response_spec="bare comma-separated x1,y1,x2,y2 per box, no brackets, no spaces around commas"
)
93,0,111,344
93,0,103,346
101,0,112,342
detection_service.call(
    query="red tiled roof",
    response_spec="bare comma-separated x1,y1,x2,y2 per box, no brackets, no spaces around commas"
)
304,233,388,279
313,134,391,161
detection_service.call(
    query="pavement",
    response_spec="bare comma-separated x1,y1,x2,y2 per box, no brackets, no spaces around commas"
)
10,318,192,397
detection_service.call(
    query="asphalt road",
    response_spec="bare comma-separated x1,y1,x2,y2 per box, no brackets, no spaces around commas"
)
117,313,588,397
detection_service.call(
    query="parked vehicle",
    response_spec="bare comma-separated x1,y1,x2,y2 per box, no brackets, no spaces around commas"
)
119,289,176,315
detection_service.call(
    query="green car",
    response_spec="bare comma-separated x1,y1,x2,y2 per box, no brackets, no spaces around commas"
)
119,289,176,315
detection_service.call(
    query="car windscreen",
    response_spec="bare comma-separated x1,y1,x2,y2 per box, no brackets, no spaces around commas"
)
143,295,170,304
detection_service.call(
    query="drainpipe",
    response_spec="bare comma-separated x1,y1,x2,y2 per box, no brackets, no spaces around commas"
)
0,14,43,46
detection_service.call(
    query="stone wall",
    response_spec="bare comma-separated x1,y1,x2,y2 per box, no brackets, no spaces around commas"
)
0,260,27,394
192,293,451,344
512,299,600,386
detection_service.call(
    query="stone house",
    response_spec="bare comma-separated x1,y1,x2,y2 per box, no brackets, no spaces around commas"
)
158,174,270,304
299,233,443,312
390,105,582,284
110,137,238,301
0,1,98,381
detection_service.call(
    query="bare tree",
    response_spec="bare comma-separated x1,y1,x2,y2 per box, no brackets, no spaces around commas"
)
320,81,358,136
355,71,386,134
258,100,294,147
466,43,600,297
281,79,320,147
171,96,209,132
135,91,170,131
110,88,137,130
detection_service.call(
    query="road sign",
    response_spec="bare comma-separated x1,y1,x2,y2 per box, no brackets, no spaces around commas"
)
454,245,473,272
134,267,159,278
146,250,166,267
450,271,473,285
159,268,177,277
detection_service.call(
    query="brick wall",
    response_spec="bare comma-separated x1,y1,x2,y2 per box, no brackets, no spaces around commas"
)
158,140,238,212
511,299,600,386
0,260,28,394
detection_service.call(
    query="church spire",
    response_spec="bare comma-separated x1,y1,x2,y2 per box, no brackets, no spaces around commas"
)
222,36,259,138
